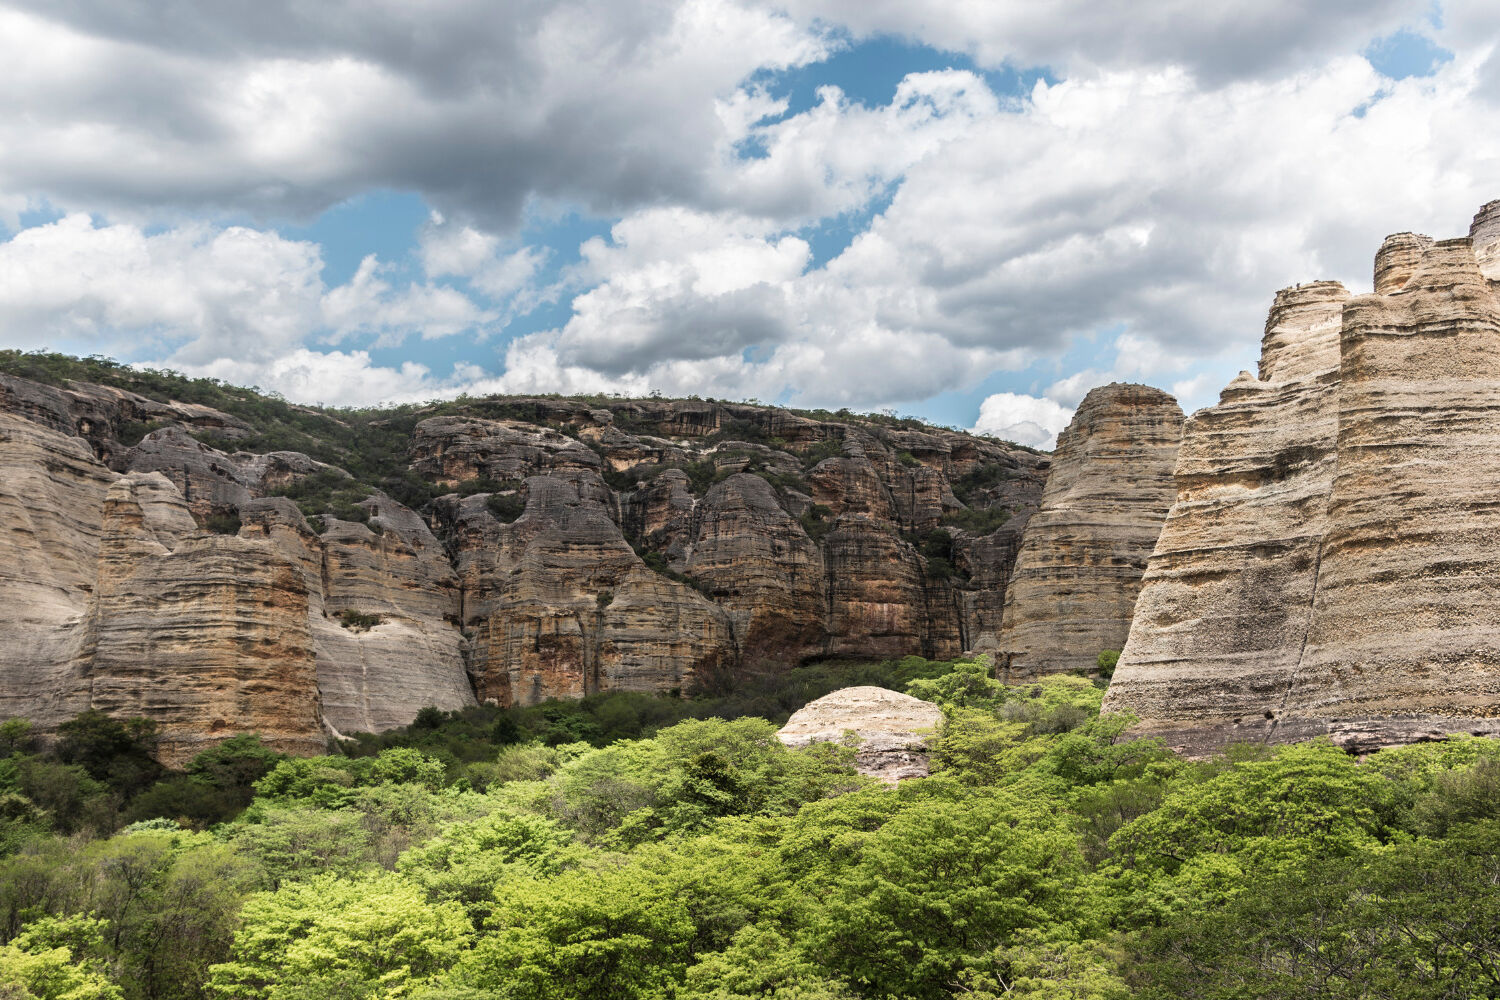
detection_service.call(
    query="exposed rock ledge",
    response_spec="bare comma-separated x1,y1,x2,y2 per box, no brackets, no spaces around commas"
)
777,686,942,782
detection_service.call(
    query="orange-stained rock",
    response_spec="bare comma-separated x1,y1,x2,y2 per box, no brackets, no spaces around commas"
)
448,472,736,704
87,474,324,765
684,473,826,666
0,376,1049,756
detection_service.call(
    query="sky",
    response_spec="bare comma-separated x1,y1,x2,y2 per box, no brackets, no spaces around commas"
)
0,2,1497,448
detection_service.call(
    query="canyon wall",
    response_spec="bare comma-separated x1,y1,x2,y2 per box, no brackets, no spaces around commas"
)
994,383,1182,677
0,371,1049,760
1104,202,1500,752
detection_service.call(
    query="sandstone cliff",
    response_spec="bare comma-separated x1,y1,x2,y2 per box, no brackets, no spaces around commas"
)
1105,202,1500,752
0,357,1049,756
994,383,1182,677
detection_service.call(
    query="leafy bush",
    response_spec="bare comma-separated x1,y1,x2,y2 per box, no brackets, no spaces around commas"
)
941,504,1012,534
485,488,526,522
799,503,834,543
202,511,242,535
335,610,382,631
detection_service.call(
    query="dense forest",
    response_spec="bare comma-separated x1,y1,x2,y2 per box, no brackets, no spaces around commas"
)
0,656,1495,999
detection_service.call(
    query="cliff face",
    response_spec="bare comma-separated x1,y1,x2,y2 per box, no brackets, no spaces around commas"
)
1105,202,1500,752
994,383,1183,677
0,366,1049,756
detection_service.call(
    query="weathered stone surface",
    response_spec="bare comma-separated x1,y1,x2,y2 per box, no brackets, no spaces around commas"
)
1106,206,1500,753
0,413,114,726
0,374,249,465
410,416,600,484
87,474,325,766
1374,232,1436,295
1471,199,1500,281
449,472,736,705
777,685,942,782
1292,237,1500,747
0,376,1047,757
995,384,1182,678
684,474,827,666
1103,283,1350,751
823,518,931,660
242,494,476,738
125,427,255,518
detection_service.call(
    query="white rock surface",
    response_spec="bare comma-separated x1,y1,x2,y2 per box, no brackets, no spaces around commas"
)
778,685,942,782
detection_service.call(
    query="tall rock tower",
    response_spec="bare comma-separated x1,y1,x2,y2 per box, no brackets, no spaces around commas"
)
1104,202,1500,752
995,383,1183,678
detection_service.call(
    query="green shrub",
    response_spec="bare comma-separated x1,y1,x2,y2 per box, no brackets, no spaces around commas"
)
941,505,1012,534
485,489,526,522
336,610,382,632
203,511,242,535
799,503,834,543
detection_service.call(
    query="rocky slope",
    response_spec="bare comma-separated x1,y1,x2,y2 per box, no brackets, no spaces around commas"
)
993,383,1182,678
1104,200,1500,753
0,358,1050,757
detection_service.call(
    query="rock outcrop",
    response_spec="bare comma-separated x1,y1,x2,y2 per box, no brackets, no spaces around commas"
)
777,686,942,782
0,365,1048,758
0,413,115,726
1105,203,1500,753
994,384,1183,677
87,474,324,766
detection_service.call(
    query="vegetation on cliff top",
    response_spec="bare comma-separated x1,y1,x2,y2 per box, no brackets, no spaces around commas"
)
0,658,1496,999
0,351,1043,554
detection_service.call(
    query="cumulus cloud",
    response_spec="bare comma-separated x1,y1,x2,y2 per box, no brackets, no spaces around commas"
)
0,214,490,369
187,349,452,408
491,45,1500,417
0,0,831,226
972,393,1074,450
778,0,1425,83
3,0,1500,435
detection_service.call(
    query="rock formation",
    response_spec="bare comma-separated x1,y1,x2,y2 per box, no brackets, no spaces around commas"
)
1105,202,1500,753
777,686,943,782
994,384,1182,677
87,474,325,765
0,365,1048,758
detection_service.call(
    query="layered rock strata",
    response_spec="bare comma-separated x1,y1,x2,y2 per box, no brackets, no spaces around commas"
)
994,384,1182,677
777,686,942,782
0,367,1049,757
1105,204,1500,752
87,474,324,765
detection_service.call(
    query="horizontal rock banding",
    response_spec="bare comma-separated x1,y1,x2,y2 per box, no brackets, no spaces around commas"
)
0,373,1048,757
995,383,1183,677
1105,203,1500,752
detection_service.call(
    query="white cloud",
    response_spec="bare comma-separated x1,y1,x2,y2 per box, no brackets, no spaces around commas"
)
0,214,491,365
185,349,450,408
1,0,1499,436
487,45,1500,420
972,392,1074,450
0,1,833,226
321,254,494,346
0,214,324,361
777,0,1424,82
